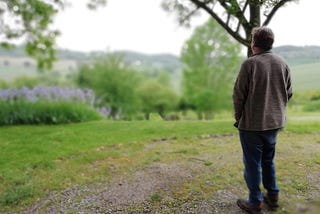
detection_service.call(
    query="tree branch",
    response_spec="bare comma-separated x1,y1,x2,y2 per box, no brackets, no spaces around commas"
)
218,0,248,24
226,13,231,26
179,6,201,26
263,0,296,26
242,0,249,13
189,0,249,46
235,0,249,33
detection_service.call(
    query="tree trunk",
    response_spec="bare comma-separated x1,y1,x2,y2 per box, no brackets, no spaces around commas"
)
246,1,261,58
239,1,262,58
249,1,261,28
145,112,150,120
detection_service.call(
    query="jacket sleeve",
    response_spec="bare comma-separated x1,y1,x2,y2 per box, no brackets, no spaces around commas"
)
233,62,249,122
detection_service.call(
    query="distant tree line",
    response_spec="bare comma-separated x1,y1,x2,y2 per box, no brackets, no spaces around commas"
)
75,19,243,120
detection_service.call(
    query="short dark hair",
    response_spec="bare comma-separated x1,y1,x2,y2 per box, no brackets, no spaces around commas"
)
252,26,274,51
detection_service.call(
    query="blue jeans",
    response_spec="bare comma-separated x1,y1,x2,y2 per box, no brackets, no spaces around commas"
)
239,129,280,205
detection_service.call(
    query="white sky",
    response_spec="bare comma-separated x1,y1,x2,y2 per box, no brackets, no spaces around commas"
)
53,0,320,55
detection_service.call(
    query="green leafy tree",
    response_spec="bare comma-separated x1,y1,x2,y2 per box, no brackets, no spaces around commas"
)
156,71,172,87
162,0,297,56
0,0,106,69
77,54,142,119
136,80,179,120
181,19,242,119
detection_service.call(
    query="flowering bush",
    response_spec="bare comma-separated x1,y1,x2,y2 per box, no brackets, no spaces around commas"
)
0,86,95,105
0,86,101,125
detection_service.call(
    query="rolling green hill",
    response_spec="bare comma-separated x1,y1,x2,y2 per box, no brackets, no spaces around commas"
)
272,46,320,91
273,45,320,66
290,62,320,91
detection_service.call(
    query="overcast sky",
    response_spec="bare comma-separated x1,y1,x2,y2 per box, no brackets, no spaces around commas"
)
53,0,320,55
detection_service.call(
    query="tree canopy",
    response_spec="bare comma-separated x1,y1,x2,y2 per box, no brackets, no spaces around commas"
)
76,53,142,119
181,18,242,119
162,0,298,56
0,0,106,69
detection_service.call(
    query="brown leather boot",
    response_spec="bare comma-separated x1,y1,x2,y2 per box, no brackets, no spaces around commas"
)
237,199,262,214
263,192,279,209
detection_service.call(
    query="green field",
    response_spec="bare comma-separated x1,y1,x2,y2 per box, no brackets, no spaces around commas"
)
0,112,320,213
291,62,320,91
0,57,77,82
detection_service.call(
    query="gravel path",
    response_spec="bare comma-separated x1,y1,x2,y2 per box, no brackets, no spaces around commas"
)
12,161,246,214
7,133,320,214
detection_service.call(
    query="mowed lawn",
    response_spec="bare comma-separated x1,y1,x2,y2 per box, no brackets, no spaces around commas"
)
0,113,320,212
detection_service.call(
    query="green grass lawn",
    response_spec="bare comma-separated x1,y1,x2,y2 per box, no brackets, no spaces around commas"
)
0,119,234,208
0,113,320,212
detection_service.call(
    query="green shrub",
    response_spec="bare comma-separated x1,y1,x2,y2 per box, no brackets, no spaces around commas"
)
0,86,101,125
0,100,101,125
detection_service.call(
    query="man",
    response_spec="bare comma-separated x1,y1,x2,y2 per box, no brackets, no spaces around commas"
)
233,26,293,214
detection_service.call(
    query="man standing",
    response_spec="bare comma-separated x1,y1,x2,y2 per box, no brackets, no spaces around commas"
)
233,27,292,214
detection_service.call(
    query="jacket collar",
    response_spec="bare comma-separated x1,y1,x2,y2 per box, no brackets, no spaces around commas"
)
252,50,272,57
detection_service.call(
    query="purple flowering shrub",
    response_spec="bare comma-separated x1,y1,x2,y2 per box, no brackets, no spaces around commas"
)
0,86,101,125
0,86,95,105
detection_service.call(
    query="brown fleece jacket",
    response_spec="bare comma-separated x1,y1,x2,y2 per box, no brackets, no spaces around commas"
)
233,51,293,131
